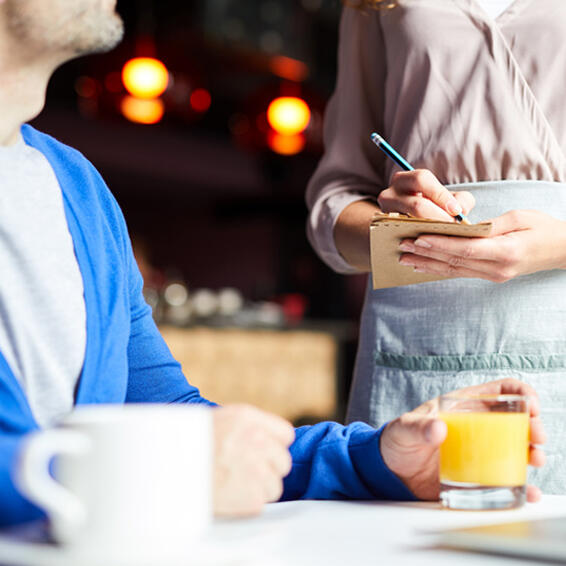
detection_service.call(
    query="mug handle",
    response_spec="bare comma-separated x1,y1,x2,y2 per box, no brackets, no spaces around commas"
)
15,429,90,529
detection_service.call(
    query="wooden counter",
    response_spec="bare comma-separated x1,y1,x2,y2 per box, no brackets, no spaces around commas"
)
159,325,338,422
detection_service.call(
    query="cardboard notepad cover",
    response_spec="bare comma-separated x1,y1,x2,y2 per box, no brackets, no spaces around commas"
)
370,213,493,289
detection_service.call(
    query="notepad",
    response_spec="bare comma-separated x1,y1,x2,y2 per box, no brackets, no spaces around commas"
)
370,212,493,289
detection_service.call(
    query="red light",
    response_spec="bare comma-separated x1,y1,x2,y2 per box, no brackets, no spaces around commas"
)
75,76,98,98
104,72,123,93
190,88,211,113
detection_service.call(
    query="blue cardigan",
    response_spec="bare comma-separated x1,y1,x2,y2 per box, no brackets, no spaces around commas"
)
0,126,413,526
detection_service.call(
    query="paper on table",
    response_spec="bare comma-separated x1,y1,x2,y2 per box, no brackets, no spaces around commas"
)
370,212,493,290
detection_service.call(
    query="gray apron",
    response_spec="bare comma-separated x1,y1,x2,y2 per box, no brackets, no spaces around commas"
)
346,180,566,493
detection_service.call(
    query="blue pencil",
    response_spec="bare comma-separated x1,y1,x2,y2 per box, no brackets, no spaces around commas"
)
370,132,469,224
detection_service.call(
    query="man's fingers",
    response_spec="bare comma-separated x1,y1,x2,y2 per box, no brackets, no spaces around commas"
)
264,472,285,503
394,413,446,448
259,438,293,478
255,462,285,503
530,416,546,445
254,410,295,447
529,445,546,468
222,404,295,446
526,485,542,503
446,379,540,417
424,418,447,446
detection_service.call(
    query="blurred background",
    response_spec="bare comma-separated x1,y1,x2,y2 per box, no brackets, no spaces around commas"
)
32,0,367,425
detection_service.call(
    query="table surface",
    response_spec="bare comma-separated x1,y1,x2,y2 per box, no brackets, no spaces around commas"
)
2,496,566,566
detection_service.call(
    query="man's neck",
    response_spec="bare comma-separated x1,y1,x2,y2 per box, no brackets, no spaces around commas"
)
0,21,66,147
0,62,53,146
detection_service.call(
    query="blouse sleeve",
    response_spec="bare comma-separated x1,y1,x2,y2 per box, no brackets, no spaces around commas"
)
306,7,387,274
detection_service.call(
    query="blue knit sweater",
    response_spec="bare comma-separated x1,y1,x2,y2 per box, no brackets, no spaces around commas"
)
0,126,413,526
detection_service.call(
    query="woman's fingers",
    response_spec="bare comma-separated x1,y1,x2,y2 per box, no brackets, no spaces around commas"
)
379,189,455,221
452,190,475,216
392,170,462,214
399,249,507,282
379,169,470,221
405,233,512,263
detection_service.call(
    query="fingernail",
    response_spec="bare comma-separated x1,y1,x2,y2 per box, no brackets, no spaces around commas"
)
447,199,462,216
399,258,414,266
414,239,432,249
414,267,427,273
399,243,415,253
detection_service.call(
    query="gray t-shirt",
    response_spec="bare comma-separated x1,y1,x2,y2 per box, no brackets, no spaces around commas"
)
0,136,86,427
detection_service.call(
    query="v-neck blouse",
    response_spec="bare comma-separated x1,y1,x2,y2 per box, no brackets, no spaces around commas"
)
306,0,566,273
477,0,514,19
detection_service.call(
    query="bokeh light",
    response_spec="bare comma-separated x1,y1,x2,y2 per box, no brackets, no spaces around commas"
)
190,88,212,113
121,57,169,99
267,96,311,136
74,76,98,98
269,56,309,82
120,96,164,125
267,131,306,155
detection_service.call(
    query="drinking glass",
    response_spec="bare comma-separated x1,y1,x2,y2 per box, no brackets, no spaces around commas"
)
439,393,529,510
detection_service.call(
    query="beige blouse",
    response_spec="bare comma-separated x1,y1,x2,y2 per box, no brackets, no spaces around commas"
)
306,0,566,273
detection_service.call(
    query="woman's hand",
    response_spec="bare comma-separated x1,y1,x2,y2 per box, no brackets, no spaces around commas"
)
380,378,546,501
333,169,474,273
378,169,475,221
398,210,566,282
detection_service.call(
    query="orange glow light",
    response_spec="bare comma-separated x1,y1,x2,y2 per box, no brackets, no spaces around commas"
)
269,56,309,82
120,96,164,124
267,131,306,155
121,57,169,99
190,88,211,113
267,96,311,136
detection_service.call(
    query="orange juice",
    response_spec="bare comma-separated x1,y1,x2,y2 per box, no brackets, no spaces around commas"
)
439,412,529,486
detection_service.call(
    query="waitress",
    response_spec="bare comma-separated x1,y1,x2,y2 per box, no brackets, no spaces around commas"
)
307,0,566,493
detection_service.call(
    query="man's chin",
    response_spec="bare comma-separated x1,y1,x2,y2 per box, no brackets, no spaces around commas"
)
73,15,124,57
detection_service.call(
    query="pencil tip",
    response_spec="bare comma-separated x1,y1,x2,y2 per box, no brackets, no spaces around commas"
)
455,214,472,225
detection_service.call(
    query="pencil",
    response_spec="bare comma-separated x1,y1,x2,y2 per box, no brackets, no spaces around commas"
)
370,132,470,224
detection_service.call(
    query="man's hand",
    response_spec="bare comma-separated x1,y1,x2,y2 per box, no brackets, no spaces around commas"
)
399,210,566,282
378,169,475,221
212,404,294,517
380,379,546,501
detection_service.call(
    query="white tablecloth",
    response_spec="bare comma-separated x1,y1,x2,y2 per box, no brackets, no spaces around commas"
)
2,496,566,565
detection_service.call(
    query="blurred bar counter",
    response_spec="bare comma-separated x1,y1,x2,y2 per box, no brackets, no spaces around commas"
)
159,322,357,424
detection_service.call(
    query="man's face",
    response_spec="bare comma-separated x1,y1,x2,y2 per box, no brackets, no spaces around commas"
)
4,0,124,58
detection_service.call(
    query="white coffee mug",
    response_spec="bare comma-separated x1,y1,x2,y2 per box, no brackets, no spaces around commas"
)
16,404,212,565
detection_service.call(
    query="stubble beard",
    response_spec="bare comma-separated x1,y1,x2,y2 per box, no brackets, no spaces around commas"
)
5,1,125,61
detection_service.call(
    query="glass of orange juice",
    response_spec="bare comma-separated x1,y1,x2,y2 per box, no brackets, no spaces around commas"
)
439,393,529,510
